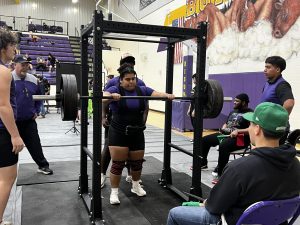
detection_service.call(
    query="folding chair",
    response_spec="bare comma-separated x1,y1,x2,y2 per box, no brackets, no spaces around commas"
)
286,129,300,146
230,145,251,159
236,196,300,225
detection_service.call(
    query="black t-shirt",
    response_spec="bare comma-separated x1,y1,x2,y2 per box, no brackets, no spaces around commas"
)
48,56,56,66
226,108,253,129
190,86,197,112
275,81,294,105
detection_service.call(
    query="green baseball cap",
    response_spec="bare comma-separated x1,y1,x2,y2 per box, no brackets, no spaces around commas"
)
243,102,288,134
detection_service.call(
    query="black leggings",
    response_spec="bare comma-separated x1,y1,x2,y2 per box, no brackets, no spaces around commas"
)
202,132,250,176
17,120,49,168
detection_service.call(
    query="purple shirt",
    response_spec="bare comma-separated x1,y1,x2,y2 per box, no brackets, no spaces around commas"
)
12,71,42,121
261,76,285,105
106,86,154,112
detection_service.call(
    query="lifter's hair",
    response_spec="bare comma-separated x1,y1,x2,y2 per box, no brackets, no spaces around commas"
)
117,63,136,79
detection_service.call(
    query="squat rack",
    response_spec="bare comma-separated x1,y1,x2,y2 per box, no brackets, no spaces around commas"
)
79,10,207,224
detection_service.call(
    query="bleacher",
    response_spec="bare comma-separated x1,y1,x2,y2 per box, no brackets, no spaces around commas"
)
19,33,76,85
28,23,64,34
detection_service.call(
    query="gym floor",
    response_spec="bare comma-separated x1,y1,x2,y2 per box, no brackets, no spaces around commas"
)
5,109,300,225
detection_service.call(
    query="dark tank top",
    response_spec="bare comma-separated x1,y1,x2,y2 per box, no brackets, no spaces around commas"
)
0,60,17,129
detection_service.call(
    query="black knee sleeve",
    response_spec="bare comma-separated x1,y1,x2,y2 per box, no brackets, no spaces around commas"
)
128,159,143,171
110,161,125,175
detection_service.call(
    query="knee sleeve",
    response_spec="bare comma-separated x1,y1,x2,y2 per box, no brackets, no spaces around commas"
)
110,161,125,175
128,159,143,171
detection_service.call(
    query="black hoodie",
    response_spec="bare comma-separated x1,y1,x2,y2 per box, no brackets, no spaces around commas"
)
206,144,300,225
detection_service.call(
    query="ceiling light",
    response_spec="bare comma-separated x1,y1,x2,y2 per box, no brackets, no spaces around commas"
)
72,0,78,3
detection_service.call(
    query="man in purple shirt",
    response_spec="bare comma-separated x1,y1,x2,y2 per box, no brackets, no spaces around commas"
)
261,56,294,144
261,56,294,114
12,55,53,175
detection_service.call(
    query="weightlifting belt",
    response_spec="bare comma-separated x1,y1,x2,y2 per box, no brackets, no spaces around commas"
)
111,86,146,135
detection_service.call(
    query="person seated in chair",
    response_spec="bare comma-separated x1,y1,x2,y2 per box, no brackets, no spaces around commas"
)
199,93,252,183
47,53,58,72
36,56,47,71
167,102,300,225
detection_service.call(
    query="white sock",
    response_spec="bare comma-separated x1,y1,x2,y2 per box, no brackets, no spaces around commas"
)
132,180,139,187
111,188,118,194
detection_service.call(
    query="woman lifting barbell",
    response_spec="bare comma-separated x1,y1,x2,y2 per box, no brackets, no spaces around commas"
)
103,63,175,205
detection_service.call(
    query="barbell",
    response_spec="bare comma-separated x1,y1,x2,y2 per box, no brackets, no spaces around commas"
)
33,75,230,121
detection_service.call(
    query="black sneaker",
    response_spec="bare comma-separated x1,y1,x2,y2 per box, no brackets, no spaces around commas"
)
37,167,54,175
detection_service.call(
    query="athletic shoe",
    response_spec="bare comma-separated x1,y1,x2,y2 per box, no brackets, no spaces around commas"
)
37,167,53,175
125,175,133,183
110,189,120,205
0,221,12,225
3,221,12,225
126,175,142,184
131,182,146,197
101,173,106,188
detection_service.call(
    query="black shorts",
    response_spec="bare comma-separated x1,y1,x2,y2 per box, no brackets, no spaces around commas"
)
0,129,18,168
108,126,145,151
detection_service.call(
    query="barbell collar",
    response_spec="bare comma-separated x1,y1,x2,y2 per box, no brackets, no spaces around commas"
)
32,94,62,101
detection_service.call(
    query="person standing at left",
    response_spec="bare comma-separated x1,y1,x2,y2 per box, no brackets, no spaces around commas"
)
0,29,24,225
12,55,53,175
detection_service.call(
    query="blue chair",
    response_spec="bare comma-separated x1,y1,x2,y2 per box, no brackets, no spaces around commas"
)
236,196,300,225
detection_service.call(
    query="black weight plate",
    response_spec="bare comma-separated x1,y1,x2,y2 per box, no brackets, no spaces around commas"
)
203,79,224,118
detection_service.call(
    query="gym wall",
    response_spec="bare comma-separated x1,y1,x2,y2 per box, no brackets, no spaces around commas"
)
0,0,95,36
110,0,300,129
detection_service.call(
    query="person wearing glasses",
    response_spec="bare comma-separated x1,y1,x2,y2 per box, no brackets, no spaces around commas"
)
12,55,53,175
103,63,175,205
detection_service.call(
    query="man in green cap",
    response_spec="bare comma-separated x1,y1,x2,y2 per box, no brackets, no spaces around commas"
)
166,102,300,225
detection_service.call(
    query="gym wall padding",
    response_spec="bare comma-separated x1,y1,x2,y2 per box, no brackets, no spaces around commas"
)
171,72,265,131
207,72,266,129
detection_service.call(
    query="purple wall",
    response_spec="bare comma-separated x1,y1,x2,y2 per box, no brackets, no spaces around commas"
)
182,55,193,97
171,72,266,131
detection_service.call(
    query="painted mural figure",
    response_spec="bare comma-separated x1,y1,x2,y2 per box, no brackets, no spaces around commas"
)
168,0,300,65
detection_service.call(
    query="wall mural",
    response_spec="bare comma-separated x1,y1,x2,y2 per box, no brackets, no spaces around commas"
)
140,0,157,10
164,0,300,65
